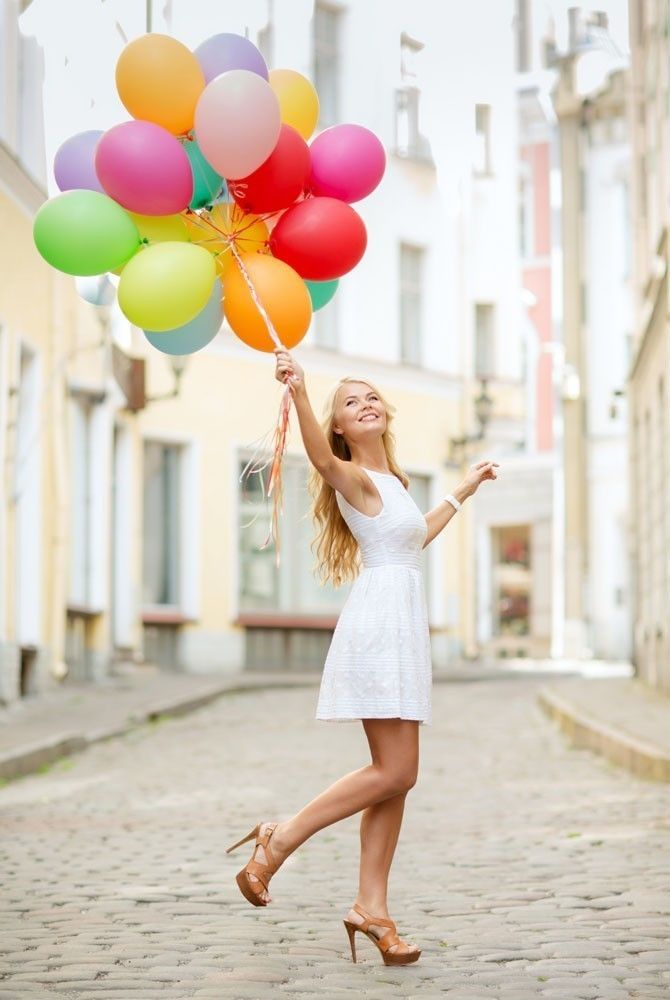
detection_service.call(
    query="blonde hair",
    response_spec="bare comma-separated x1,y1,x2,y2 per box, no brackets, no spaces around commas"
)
307,376,408,588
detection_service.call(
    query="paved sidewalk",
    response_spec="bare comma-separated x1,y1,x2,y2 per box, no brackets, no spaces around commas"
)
538,676,670,782
0,666,320,781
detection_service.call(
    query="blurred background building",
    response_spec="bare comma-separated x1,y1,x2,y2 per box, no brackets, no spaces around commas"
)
0,0,667,704
627,0,670,691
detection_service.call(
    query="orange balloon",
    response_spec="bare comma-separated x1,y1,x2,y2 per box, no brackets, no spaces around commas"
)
184,204,269,275
224,252,312,351
116,34,205,136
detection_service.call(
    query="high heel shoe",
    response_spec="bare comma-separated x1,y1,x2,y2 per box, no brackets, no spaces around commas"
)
343,903,422,965
225,821,280,907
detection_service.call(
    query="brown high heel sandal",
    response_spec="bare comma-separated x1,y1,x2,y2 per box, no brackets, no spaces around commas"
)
225,821,280,906
343,902,422,965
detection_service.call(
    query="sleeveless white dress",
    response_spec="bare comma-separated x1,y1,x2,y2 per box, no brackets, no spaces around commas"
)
315,466,432,726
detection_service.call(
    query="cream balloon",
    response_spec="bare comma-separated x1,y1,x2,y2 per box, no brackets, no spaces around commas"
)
194,70,281,180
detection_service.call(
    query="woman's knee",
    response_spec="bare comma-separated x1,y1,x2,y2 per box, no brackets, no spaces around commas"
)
376,764,418,795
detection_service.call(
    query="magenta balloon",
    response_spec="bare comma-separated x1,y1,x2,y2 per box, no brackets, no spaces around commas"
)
309,124,386,203
95,121,193,215
194,32,268,84
54,130,105,193
194,70,281,180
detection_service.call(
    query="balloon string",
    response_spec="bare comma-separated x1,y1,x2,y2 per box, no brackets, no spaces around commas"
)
229,243,293,569
182,207,293,568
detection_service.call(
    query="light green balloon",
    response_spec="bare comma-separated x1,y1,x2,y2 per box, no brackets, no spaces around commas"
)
33,190,141,275
118,242,216,332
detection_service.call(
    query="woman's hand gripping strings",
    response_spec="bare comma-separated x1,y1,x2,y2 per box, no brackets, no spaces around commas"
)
273,347,340,474
274,347,305,396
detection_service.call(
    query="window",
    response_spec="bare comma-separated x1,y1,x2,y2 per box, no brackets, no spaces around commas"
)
620,178,631,278
395,33,430,161
474,103,492,175
313,293,339,350
515,0,531,72
518,171,534,258
399,243,423,366
68,394,94,605
143,441,181,606
492,525,531,636
313,3,340,128
474,303,495,377
238,455,349,613
407,473,431,596
257,0,274,65
239,457,433,614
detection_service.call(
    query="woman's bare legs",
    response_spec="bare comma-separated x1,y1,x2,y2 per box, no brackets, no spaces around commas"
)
246,718,420,952
346,720,420,955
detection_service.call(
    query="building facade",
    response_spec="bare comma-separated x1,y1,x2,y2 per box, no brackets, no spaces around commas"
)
627,0,670,691
493,1,634,664
1,0,530,702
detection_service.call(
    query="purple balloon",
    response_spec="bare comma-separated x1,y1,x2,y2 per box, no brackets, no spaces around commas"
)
95,121,193,216
54,130,105,193
194,33,269,84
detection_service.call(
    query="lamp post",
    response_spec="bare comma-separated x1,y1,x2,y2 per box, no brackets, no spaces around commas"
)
145,354,190,403
446,377,494,466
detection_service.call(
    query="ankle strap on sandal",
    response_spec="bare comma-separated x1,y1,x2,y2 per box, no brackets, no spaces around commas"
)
352,903,396,930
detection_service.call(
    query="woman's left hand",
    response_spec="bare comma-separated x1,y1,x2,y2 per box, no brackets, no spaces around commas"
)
462,459,499,497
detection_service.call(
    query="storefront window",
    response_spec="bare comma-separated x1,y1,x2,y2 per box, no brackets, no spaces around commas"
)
238,457,432,614
492,524,531,636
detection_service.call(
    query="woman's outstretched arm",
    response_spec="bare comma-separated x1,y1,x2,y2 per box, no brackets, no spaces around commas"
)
422,460,499,548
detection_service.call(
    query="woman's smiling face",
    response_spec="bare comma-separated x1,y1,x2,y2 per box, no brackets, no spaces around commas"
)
332,382,387,444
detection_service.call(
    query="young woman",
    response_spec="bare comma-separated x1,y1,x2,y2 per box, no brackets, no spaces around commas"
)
226,347,499,966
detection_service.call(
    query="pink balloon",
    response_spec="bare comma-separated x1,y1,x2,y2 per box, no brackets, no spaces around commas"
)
194,70,281,180
95,121,193,215
309,124,386,203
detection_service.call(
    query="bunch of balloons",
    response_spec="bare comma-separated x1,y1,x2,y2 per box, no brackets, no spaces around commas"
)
33,31,386,359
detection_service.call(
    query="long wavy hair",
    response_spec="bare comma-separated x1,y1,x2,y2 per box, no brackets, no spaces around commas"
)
308,376,408,588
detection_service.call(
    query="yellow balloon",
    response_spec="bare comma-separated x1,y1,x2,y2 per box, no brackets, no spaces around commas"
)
118,242,216,331
116,34,205,136
184,205,269,275
269,69,319,141
128,212,190,244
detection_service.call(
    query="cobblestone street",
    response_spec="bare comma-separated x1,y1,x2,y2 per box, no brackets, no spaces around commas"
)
1,677,669,999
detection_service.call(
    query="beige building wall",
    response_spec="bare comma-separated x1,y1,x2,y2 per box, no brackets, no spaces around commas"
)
627,0,670,691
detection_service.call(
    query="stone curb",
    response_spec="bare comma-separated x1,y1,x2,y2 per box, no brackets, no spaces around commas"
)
537,684,670,783
0,676,319,783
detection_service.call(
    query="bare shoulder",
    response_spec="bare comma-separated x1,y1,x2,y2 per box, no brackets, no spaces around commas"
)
317,456,377,510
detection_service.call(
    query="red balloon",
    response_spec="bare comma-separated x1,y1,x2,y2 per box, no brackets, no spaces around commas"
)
269,196,367,280
229,124,310,214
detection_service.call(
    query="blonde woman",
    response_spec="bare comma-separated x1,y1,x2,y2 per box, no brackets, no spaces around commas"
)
226,347,499,965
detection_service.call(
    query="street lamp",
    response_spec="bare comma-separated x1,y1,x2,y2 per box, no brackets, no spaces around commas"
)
446,377,494,465
145,354,190,403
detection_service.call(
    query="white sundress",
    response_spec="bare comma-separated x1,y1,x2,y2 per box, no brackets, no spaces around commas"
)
315,466,432,726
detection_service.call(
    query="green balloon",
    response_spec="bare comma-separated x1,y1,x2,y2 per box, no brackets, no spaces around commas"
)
184,137,224,210
33,190,141,276
305,278,339,311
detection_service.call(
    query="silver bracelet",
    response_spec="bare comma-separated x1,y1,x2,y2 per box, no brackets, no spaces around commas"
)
443,493,462,512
